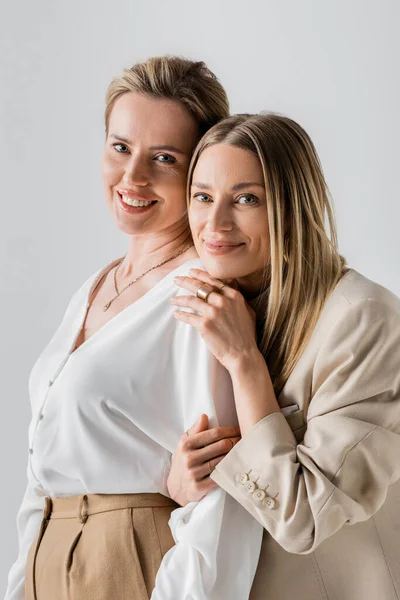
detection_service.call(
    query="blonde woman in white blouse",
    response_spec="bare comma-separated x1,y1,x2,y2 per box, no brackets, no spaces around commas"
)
5,58,264,600
168,114,400,600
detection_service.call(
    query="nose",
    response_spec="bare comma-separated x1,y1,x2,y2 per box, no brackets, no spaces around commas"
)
122,154,149,187
206,201,233,233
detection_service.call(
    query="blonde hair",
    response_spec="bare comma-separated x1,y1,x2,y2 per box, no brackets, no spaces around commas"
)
105,56,229,136
187,114,346,394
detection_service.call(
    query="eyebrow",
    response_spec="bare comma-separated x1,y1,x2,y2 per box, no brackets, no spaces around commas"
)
109,135,185,155
191,182,264,191
150,145,186,155
109,134,131,144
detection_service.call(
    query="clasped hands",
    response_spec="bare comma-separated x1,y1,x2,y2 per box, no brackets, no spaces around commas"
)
167,268,258,506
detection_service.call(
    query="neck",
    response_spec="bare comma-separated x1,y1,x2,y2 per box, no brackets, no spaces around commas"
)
236,269,265,300
120,219,193,278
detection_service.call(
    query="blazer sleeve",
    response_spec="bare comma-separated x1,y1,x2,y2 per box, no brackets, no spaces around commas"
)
210,297,400,554
4,473,46,600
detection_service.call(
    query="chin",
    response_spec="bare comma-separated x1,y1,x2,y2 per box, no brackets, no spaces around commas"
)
200,259,245,281
112,216,144,235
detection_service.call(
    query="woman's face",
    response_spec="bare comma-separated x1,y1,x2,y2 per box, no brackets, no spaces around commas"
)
189,143,270,284
102,92,199,236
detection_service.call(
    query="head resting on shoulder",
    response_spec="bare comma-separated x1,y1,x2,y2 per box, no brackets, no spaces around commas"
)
187,113,346,393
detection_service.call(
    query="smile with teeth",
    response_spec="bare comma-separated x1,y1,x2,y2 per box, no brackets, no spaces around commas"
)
120,194,156,207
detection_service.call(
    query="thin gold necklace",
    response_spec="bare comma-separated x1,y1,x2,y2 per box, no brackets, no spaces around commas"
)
103,243,194,312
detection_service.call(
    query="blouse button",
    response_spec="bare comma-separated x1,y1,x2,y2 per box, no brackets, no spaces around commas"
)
245,481,257,494
253,489,266,502
48,380,53,387
29,448,33,454
236,473,249,486
262,496,276,509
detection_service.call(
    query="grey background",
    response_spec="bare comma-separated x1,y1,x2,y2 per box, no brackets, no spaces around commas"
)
1,0,399,592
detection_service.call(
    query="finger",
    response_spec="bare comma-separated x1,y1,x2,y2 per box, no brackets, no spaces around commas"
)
173,310,204,329
197,454,228,479
188,269,238,298
170,294,214,315
173,275,205,294
193,436,241,463
173,275,231,305
189,426,241,450
187,414,209,437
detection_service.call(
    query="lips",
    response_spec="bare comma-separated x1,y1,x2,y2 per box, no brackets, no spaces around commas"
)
116,191,158,214
203,239,245,255
117,189,158,205
117,189,156,201
203,239,244,248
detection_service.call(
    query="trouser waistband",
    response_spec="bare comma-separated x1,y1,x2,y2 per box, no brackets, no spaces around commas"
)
43,493,178,524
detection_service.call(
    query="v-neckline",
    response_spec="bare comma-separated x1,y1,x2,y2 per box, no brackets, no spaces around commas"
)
69,257,201,358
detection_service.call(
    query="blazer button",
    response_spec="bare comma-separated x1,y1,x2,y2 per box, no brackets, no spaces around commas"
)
262,496,276,509
236,473,249,486
252,489,266,502
245,481,257,494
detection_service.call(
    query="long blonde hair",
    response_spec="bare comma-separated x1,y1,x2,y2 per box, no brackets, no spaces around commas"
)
105,56,229,136
187,114,346,394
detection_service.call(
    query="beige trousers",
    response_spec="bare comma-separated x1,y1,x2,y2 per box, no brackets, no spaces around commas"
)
25,493,178,600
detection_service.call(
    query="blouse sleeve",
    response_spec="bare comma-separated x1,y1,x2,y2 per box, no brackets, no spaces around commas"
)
4,281,89,600
151,303,264,599
151,487,263,600
4,472,46,600
210,297,400,554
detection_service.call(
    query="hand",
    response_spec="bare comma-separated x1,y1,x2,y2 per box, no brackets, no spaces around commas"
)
171,268,258,372
167,414,241,506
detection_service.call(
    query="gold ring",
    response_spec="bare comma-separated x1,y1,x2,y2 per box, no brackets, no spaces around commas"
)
196,283,216,303
186,430,190,437
208,460,213,474
218,283,226,291
228,438,235,450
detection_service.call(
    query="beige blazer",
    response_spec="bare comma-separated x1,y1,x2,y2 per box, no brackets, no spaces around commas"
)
211,269,400,600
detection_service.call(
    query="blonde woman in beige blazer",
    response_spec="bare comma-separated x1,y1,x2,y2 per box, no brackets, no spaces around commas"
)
168,113,400,600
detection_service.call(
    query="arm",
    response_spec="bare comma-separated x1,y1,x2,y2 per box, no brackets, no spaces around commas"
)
4,474,46,600
151,486,263,600
5,275,98,599
167,414,241,506
151,292,264,600
211,298,400,553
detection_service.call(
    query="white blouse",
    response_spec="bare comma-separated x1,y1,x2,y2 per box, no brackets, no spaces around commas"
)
5,257,263,600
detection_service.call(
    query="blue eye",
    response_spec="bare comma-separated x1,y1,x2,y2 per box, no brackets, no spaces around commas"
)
194,193,212,203
112,143,129,153
236,194,258,205
154,154,176,164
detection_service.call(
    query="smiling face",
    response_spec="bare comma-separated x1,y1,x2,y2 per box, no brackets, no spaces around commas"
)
102,92,199,236
189,143,270,286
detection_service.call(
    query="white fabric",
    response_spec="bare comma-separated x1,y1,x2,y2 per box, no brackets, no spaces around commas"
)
5,257,263,600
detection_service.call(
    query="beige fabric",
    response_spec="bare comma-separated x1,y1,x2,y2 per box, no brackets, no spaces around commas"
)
25,493,177,600
211,269,400,600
